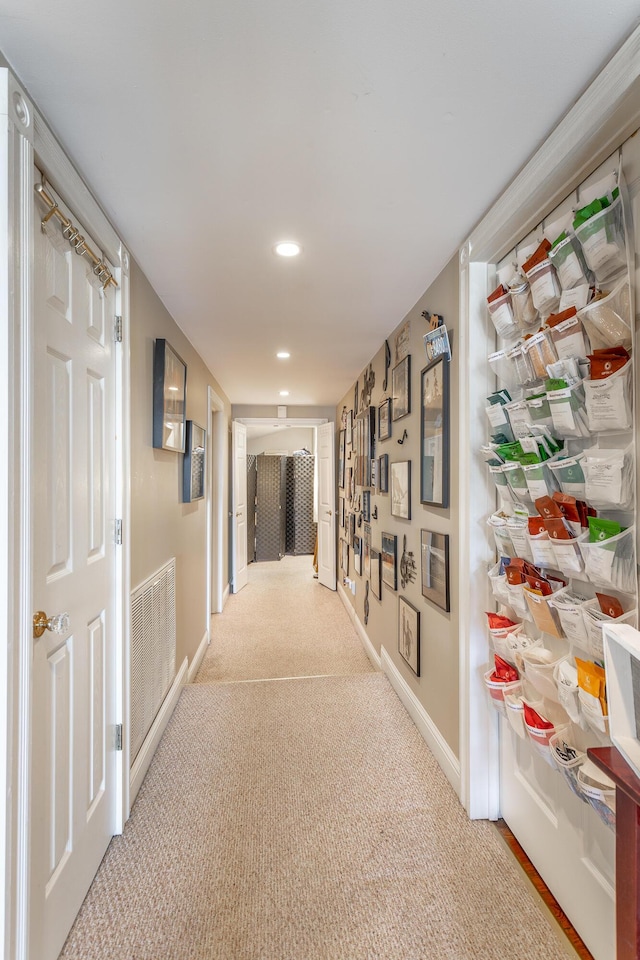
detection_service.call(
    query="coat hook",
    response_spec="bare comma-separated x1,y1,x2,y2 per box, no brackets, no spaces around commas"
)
397,429,408,445
372,505,378,520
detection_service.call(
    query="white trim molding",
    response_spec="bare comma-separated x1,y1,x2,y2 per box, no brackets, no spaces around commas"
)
129,656,188,804
381,647,461,798
188,631,209,684
337,582,381,670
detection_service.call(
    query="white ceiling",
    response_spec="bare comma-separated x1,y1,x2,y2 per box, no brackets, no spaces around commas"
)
1,2,638,405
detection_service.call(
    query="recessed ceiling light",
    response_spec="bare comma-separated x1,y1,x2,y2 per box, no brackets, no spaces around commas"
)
279,390,289,397
276,351,290,359
274,241,301,257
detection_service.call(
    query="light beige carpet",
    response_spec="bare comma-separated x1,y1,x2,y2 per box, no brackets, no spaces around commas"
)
195,555,375,682
59,675,574,960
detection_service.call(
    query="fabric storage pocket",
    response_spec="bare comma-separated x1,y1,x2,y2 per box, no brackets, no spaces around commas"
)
577,759,616,829
488,464,515,504
578,276,631,351
525,260,561,317
523,699,570,766
527,530,556,568
487,290,519,340
502,461,531,503
489,350,518,389
523,590,565,639
553,660,581,723
506,344,535,386
547,310,589,360
521,647,568,699
509,279,539,330
488,561,510,607
506,517,533,561
506,581,531,620
546,455,586,498
580,597,636,661
575,193,626,281
583,445,634,509
487,514,516,557
579,525,636,593
503,629,542,668
548,234,592,290
583,361,632,432
549,530,587,577
483,671,521,717
547,589,590,646
504,692,527,739
546,382,590,438
525,394,554,432
522,330,558,379
549,728,588,801
522,461,557,501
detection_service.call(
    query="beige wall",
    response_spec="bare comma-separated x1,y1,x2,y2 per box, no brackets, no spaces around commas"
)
130,260,231,669
248,427,315,456
336,255,460,757
232,403,335,421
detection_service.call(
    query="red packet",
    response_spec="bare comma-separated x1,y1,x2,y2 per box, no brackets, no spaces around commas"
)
596,593,624,619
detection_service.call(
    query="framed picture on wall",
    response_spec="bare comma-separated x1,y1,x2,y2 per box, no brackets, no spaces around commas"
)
391,460,411,520
338,429,346,489
391,355,411,421
346,410,353,446
378,398,392,440
378,454,389,493
153,338,187,452
420,355,449,508
421,530,450,612
370,548,382,600
362,490,371,522
381,532,397,590
363,523,371,578
340,538,349,576
354,535,362,575
183,421,206,502
398,596,420,677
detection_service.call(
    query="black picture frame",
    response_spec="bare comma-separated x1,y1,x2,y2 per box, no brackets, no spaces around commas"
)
346,410,353,446
381,532,397,590
362,490,371,522
420,355,449,508
391,355,411,421
391,460,411,520
378,454,389,493
363,523,371,579
183,421,206,502
378,398,392,440
398,596,420,677
153,339,187,452
421,530,450,612
370,548,382,600
340,538,349,576
338,429,346,489
354,535,362,576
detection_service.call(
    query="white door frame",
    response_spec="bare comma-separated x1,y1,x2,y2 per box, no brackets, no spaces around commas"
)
206,386,227,618
458,27,640,819
1,69,130,960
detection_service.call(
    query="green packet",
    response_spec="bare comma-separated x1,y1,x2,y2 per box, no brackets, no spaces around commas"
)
588,515,623,543
572,187,620,230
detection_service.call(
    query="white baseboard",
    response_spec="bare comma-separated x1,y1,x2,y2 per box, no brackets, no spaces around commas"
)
130,656,189,804
381,646,461,799
188,630,209,683
337,581,381,669
222,584,230,607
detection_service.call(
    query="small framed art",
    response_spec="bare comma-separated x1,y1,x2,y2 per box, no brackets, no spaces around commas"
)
378,454,389,493
420,354,449,508
391,355,411,421
363,523,371,578
391,460,411,520
398,596,420,676
346,409,353,446
338,429,346,489
183,421,206,502
421,530,450,612
370,548,382,600
340,538,349,576
381,532,397,590
153,339,187,452
378,398,392,440
354,535,362,575
362,490,371,522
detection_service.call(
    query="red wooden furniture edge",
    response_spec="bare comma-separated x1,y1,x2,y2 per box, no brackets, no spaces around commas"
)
589,746,640,960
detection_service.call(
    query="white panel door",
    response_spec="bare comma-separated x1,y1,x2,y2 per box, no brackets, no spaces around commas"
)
317,422,336,590
232,421,248,592
29,184,117,960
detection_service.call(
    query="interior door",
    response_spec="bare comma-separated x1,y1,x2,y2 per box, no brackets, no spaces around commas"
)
232,420,248,592
317,422,336,590
29,180,117,960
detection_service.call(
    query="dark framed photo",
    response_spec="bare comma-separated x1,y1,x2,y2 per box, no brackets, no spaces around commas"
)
338,429,346,489
354,535,362,575
421,355,449,507
398,596,420,676
421,530,450,612
355,405,376,487
363,523,371,579
340,496,345,529
378,454,389,493
378,398,392,440
153,339,187,452
370,548,382,600
340,538,349,576
381,532,397,590
350,512,356,543
391,460,411,520
391,355,411,421
362,490,371,522
346,410,353,446
183,421,206,502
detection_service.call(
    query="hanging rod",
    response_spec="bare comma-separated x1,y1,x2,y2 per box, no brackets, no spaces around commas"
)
34,180,118,290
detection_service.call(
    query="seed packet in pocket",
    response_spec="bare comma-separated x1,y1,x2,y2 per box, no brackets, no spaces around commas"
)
494,655,519,682
528,516,547,536
544,517,575,540
524,573,553,595
535,495,564,520
595,593,624,619
588,516,622,542
588,346,630,380
486,612,519,630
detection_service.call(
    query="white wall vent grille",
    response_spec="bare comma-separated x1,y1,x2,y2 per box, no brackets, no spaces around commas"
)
130,558,176,764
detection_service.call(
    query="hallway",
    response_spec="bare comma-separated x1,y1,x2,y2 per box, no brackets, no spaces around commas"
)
58,558,575,960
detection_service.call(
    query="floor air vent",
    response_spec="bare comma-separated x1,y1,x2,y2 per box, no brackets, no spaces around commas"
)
130,559,176,764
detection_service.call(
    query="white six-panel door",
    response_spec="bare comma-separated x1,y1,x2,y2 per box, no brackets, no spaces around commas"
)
29,180,117,960
232,421,248,592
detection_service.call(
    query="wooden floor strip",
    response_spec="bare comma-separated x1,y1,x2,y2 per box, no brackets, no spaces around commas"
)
494,819,594,960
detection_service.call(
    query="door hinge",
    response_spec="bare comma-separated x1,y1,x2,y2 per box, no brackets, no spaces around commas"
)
114,315,123,342
115,724,123,751
115,519,123,545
